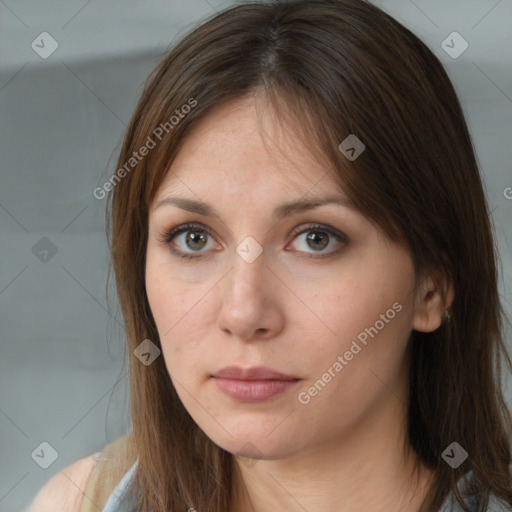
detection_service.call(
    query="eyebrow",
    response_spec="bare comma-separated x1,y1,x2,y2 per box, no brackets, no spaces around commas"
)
154,195,357,220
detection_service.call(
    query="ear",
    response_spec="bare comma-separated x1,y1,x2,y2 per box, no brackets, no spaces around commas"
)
413,271,455,332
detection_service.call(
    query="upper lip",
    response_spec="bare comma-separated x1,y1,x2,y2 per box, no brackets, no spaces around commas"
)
212,366,300,381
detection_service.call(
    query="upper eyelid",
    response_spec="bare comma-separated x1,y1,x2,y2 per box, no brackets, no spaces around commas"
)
163,221,346,247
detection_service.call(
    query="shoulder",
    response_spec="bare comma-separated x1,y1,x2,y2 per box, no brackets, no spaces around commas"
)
27,452,100,512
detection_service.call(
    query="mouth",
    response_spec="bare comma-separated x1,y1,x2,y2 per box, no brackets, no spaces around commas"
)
211,366,301,402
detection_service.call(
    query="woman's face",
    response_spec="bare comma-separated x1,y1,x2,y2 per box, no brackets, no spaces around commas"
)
145,96,426,461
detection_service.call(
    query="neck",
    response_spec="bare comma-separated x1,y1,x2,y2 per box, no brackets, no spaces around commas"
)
229,400,434,512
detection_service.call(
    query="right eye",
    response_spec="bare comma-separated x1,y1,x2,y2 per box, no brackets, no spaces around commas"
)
158,222,219,260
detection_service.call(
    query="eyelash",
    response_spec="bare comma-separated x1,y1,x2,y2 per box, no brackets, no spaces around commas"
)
157,222,348,261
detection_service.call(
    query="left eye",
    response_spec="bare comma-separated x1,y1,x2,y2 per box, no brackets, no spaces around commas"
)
159,222,346,260
287,224,346,258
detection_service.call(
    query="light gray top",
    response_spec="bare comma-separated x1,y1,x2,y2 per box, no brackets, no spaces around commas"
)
102,459,512,512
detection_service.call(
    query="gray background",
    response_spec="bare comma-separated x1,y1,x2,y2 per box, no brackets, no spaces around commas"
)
1,0,511,510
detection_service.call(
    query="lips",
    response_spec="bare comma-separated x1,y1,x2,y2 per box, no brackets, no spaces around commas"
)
211,366,301,402
212,365,299,381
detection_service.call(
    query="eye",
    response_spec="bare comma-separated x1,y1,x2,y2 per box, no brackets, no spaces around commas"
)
287,223,347,259
157,223,218,260
158,222,347,261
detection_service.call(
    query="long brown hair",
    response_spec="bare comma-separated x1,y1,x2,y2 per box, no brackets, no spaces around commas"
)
105,1,512,510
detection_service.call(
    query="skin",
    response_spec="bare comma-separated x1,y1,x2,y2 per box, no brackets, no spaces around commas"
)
145,93,454,512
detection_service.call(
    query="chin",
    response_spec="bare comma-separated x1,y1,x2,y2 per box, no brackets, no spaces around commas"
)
202,422,302,461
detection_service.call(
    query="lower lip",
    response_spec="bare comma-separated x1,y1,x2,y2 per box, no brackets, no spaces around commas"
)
212,377,300,402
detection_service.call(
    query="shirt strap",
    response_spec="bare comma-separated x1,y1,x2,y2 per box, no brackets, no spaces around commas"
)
79,432,137,512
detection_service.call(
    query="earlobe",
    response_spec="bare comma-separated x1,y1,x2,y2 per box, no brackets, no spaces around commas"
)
413,273,455,333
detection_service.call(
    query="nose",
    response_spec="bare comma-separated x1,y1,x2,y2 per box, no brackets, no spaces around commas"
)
216,248,284,342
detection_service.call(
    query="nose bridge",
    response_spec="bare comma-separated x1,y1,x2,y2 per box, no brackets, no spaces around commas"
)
227,241,267,302
216,240,275,339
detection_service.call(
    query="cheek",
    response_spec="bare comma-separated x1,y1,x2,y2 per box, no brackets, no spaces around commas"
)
146,245,195,332
300,266,411,347
294,291,412,429
145,251,218,381
291,250,415,385
145,253,188,361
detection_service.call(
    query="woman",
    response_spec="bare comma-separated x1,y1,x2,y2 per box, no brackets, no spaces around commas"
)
28,0,512,511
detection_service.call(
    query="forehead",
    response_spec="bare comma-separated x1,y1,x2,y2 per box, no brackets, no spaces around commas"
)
153,95,343,203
